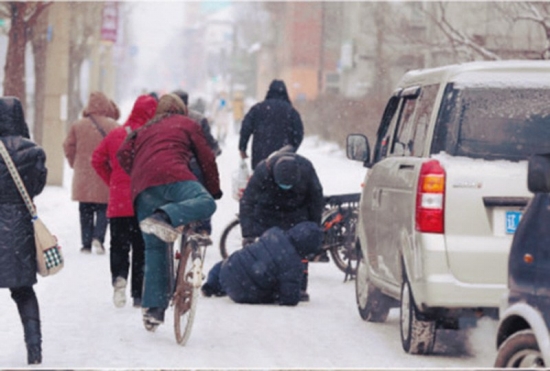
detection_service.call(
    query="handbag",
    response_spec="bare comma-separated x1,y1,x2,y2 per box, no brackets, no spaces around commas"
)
0,141,64,277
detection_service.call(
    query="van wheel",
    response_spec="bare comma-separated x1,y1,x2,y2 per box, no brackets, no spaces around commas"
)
494,329,544,368
355,247,390,322
400,279,436,354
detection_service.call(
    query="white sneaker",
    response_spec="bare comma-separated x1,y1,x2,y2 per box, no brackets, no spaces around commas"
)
113,277,127,308
92,239,106,255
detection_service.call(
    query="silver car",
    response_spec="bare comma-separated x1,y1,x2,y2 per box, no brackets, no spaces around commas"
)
347,60,550,355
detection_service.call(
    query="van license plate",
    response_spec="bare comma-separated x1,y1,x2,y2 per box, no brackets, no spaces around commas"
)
505,211,522,234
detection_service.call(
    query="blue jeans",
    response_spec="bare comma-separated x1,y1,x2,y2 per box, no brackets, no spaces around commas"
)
79,202,108,248
135,180,216,309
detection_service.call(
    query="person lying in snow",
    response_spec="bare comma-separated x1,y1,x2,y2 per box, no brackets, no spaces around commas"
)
201,221,322,306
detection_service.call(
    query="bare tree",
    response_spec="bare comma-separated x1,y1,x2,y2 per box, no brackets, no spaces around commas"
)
0,2,51,110
420,2,550,61
501,2,550,59
422,2,501,61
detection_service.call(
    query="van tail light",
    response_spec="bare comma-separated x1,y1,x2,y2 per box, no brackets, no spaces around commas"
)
416,160,445,233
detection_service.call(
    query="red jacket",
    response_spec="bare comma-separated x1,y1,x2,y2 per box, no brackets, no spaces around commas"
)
117,114,221,201
91,95,158,217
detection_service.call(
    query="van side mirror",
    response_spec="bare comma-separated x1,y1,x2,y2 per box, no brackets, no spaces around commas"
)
346,134,371,167
528,153,550,193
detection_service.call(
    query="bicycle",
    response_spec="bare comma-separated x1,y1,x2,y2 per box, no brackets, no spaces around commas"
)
219,193,360,279
168,224,212,346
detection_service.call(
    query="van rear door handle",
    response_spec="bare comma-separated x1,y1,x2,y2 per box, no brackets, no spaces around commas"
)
398,164,414,170
372,188,382,208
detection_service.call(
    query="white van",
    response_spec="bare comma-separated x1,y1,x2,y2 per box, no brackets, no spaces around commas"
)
346,60,550,355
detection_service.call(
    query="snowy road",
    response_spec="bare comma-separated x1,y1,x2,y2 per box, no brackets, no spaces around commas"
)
0,131,499,368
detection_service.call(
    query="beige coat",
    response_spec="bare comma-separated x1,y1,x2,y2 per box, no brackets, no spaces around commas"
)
63,92,119,203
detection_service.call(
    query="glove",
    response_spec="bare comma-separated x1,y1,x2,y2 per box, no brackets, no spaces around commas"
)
242,237,257,247
212,191,223,200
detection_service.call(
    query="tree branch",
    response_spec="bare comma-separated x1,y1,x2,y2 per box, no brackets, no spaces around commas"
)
26,2,52,28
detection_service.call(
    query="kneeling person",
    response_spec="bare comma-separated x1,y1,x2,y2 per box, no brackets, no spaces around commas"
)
202,221,322,306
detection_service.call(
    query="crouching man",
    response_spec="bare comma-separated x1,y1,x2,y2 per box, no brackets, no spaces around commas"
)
202,221,322,306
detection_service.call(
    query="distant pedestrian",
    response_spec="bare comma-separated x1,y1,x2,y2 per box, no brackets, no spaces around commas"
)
63,91,119,254
202,222,323,306
212,92,232,146
92,94,158,309
239,79,304,169
239,146,324,301
231,90,245,134
0,97,48,364
117,93,222,332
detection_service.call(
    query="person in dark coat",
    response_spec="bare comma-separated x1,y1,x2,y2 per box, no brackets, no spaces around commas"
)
92,95,158,309
238,79,304,170
239,146,324,301
0,97,47,364
202,222,323,306
117,93,222,332
172,89,221,235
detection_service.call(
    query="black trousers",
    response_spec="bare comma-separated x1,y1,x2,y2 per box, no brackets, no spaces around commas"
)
79,202,108,248
109,216,145,299
10,286,41,345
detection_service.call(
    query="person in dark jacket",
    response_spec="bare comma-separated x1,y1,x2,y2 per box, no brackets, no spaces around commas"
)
238,79,304,170
92,95,158,309
0,97,47,364
239,146,324,301
202,222,323,305
172,89,221,235
117,93,222,332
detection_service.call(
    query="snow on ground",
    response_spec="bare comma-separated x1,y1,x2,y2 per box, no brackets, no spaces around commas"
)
0,129,499,368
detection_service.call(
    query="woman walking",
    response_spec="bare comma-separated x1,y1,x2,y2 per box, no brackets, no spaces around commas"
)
63,91,118,254
0,97,48,364
92,94,158,308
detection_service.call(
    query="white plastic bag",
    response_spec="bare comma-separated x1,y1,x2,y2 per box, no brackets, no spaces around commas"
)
231,159,250,200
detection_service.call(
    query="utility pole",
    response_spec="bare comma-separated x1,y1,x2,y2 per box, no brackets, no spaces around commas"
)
42,2,70,186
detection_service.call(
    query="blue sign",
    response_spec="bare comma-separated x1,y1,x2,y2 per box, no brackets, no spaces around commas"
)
505,211,522,234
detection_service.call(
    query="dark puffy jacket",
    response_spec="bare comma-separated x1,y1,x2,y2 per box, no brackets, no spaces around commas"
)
0,97,47,288
238,80,304,169
240,149,324,238
220,222,322,305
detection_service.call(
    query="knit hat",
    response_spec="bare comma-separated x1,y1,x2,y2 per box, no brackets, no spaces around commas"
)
273,156,301,190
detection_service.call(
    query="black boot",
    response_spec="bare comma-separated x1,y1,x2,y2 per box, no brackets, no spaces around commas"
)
23,319,42,365
27,344,41,365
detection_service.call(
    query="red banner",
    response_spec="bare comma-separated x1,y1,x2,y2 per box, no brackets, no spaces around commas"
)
101,2,118,43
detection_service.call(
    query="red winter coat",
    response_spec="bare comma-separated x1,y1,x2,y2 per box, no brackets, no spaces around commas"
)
91,95,158,217
117,114,221,201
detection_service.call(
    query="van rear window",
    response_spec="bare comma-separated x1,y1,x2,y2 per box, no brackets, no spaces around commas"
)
431,83,550,161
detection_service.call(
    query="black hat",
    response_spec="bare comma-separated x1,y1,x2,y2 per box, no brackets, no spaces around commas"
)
273,156,301,190
288,221,323,258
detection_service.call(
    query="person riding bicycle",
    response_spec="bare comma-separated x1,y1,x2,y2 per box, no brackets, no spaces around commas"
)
238,145,324,301
117,93,222,332
172,89,221,235
202,221,323,305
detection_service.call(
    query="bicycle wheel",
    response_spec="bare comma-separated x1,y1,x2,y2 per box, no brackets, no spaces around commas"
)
219,218,242,259
173,240,201,345
325,208,359,274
